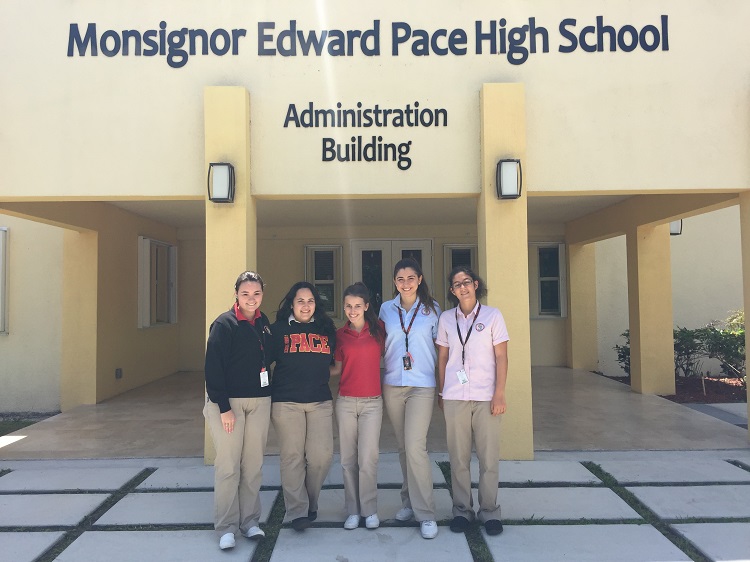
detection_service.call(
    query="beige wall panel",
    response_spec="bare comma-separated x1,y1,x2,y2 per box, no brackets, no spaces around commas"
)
530,319,567,366
1,1,749,200
0,217,63,413
178,230,206,371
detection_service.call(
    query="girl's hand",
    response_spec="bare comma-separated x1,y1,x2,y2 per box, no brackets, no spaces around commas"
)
221,410,236,433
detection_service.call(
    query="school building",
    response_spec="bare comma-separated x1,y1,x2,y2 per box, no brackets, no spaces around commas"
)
1,0,748,459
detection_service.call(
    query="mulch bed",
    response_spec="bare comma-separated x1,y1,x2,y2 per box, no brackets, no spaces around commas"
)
600,373,747,403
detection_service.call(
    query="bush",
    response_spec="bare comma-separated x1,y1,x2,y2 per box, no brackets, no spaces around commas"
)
612,310,746,389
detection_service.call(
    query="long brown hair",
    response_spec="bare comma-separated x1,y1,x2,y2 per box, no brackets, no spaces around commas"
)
343,282,384,343
392,258,438,315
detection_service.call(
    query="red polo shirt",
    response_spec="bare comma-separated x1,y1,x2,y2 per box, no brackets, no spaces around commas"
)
234,302,261,324
335,321,384,397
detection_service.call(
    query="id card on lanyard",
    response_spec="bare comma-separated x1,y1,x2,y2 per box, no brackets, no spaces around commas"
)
455,303,481,385
247,319,270,387
398,301,421,370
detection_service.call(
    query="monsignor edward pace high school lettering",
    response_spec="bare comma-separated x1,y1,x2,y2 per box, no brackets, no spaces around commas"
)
284,333,331,354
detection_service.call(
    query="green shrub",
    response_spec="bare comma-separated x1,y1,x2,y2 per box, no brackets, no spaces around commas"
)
673,326,705,378
613,330,630,376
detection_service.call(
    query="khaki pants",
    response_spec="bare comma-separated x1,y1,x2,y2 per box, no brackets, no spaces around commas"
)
272,400,334,521
204,397,271,537
382,384,436,521
443,400,502,522
335,395,383,516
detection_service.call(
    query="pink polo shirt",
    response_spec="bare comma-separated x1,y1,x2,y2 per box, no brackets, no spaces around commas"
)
436,302,509,401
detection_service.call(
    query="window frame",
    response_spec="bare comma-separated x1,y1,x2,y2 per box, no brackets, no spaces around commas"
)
443,244,478,310
304,245,343,319
138,236,178,329
530,242,567,319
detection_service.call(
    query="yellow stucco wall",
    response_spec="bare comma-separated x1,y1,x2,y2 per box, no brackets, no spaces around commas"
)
1,1,748,200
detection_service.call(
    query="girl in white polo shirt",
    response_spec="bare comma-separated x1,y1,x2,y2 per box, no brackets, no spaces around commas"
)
378,257,441,540
436,266,509,537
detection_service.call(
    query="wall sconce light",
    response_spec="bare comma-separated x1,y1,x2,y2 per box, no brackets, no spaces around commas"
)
207,163,235,203
669,220,683,236
496,159,522,200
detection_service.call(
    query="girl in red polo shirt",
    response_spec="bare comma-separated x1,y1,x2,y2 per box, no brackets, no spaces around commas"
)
331,282,385,530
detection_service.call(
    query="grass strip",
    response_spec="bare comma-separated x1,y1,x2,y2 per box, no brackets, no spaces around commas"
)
581,461,711,562
34,467,157,562
250,490,287,562
726,459,750,473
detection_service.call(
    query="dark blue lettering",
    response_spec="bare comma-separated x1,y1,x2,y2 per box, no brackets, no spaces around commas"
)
392,22,410,55
558,19,577,53
258,22,275,55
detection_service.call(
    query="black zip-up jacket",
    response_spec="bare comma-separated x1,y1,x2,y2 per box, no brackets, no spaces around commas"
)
269,318,336,404
205,308,271,413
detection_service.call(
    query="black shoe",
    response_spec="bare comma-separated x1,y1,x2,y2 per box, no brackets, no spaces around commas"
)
291,517,311,531
484,519,503,536
449,516,470,533
307,511,317,522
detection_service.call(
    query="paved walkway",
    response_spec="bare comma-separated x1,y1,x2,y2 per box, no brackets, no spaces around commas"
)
2,450,750,561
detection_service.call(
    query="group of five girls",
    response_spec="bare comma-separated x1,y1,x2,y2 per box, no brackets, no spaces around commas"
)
203,258,509,550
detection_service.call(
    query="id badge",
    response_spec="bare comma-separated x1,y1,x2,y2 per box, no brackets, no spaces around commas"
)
260,368,269,387
456,369,469,385
402,354,412,371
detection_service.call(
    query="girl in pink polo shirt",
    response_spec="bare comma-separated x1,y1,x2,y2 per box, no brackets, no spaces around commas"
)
330,282,385,530
436,266,509,537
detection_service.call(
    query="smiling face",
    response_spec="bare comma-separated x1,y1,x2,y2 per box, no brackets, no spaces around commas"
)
344,295,368,329
394,267,422,300
449,271,478,308
292,288,316,323
235,280,263,319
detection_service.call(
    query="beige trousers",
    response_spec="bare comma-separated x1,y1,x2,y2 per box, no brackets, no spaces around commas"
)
335,395,383,516
382,384,436,521
204,396,271,537
271,400,334,521
443,400,502,522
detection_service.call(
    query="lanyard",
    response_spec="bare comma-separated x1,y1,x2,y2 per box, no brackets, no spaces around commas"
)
397,300,421,354
455,302,481,366
245,318,267,369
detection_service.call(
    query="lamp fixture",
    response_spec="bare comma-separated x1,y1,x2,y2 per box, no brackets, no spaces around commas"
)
207,162,235,203
669,220,683,236
495,159,522,200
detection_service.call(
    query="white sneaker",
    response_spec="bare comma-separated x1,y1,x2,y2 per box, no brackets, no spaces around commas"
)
420,520,438,539
219,532,236,550
395,507,414,521
344,514,360,530
242,526,265,539
365,514,380,529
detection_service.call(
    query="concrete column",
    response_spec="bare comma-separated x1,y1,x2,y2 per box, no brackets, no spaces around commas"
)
203,87,256,463
60,229,98,410
738,193,750,437
566,242,598,370
626,223,675,394
478,83,533,460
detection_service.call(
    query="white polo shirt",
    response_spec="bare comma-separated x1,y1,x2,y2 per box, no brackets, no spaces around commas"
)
379,297,441,388
436,302,509,401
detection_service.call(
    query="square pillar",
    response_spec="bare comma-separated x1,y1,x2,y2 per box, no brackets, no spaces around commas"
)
60,229,99,410
204,86,256,463
738,193,750,437
566,242,598,370
626,223,675,394
478,83,533,460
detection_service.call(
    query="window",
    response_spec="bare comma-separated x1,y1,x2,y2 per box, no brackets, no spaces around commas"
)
443,244,477,309
138,236,177,328
0,228,7,334
305,245,342,318
532,243,567,318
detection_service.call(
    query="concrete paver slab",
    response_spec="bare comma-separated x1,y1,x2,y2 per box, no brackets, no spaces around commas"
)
0,468,142,491
495,488,642,521
0,531,64,562
0,494,110,526
483,524,690,562
673,522,750,561
56,530,258,561
269,527,472,562
137,466,214,489
300,488,454,524
597,459,750,483
470,460,600,484
627,485,750,518
95,490,277,525
325,457,446,486
706,403,748,421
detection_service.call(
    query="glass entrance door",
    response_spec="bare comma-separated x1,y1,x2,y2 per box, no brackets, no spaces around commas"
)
351,239,433,315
